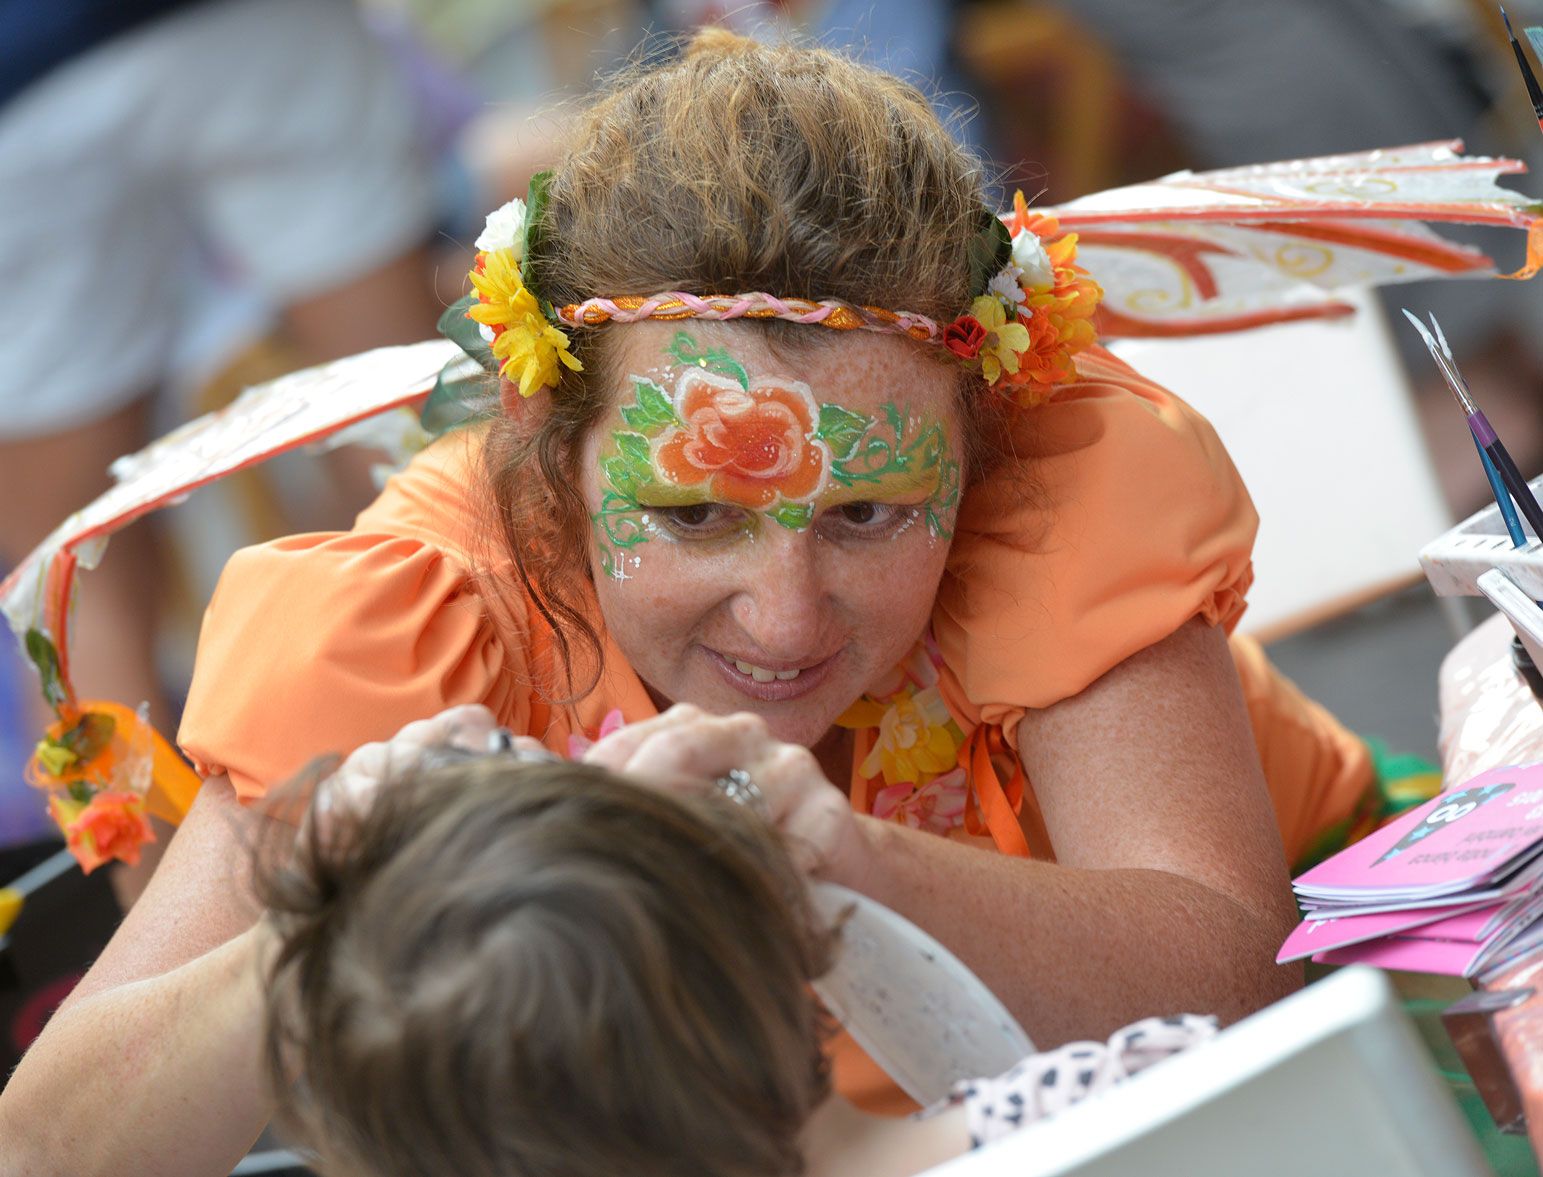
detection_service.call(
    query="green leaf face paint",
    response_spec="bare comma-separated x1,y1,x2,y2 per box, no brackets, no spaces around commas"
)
591,335,962,577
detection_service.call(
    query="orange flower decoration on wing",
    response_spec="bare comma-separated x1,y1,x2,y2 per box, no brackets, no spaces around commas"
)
656,371,828,508
49,791,155,874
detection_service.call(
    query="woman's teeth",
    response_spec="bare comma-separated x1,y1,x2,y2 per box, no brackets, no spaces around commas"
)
733,659,801,682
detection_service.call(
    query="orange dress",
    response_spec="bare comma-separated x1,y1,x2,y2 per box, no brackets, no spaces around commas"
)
179,345,1371,1111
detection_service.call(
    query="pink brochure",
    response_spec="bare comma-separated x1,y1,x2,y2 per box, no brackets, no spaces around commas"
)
1312,935,1482,977
1277,900,1498,964
1293,764,1543,901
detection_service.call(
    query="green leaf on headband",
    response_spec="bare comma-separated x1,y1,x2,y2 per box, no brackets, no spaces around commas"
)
24,628,66,714
522,170,553,312
966,208,1013,299
421,352,499,437
619,379,680,432
814,404,869,461
435,293,496,373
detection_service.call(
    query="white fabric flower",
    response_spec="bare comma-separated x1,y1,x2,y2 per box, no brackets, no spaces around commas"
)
1011,229,1055,291
988,264,1027,305
475,197,528,258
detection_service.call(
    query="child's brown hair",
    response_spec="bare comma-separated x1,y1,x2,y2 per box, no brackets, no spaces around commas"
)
259,756,835,1177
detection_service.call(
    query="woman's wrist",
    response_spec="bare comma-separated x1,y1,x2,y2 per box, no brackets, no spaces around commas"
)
822,813,890,894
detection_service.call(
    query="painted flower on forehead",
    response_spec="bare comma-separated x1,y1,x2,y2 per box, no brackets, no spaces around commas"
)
654,370,829,509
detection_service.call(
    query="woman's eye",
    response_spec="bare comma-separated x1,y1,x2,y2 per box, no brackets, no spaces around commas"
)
822,501,919,538
653,503,746,538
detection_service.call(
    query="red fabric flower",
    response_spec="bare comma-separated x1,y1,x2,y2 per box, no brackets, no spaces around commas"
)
943,315,987,360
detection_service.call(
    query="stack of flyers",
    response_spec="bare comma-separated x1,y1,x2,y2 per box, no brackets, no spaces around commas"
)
1277,763,1543,978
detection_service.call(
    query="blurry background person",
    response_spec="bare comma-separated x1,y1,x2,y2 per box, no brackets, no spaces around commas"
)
0,0,444,856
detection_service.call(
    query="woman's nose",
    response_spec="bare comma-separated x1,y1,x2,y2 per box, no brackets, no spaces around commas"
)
729,529,830,659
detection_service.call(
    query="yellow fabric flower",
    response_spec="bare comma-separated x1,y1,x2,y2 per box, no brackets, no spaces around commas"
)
968,295,1031,385
466,248,582,398
858,686,963,787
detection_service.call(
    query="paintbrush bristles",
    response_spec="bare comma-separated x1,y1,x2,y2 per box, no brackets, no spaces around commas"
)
1401,308,1478,414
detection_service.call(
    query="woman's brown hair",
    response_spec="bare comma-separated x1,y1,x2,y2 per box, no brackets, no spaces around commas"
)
481,28,1016,701
259,756,835,1177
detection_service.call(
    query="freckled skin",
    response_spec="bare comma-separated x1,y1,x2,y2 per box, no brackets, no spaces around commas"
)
582,322,964,750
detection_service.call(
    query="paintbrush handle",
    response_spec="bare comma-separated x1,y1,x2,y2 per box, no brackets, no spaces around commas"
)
1474,433,1529,548
1484,431,1543,541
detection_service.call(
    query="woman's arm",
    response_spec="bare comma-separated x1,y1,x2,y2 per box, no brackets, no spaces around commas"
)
591,617,1299,1047
0,776,275,1177
0,704,503,1177
858,616,1301,1044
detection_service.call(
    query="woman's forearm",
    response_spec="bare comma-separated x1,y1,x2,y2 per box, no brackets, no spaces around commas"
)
849,814,1300,1048
0,922,277,1177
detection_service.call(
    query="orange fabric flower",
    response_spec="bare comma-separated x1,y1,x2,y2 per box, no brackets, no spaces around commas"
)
52,790,154,874
655,372,827,507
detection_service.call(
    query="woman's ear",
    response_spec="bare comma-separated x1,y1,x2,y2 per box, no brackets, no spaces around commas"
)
500,377,564,424
498,376,529,418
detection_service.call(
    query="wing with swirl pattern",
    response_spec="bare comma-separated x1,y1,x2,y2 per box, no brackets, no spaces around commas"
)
1044,141,1543,337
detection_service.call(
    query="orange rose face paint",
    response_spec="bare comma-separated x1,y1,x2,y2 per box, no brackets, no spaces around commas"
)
592,331,961,579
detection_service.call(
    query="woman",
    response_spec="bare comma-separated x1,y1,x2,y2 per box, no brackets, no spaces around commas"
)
254,720,1214,1177
0,29,1367,1172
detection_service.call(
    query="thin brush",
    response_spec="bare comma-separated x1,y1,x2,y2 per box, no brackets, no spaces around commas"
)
1475,434,1529,547
1431,314,1530,547
1401,308,1543,541
1502,6,1543,132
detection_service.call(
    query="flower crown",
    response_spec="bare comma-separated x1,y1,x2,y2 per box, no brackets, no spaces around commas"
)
464,174,1102,408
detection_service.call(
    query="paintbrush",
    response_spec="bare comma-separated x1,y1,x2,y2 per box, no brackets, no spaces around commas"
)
1502,6,1543,134
1402,308,1543,542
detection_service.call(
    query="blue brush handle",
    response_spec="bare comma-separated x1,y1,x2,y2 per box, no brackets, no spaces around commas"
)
1475,434,1528,548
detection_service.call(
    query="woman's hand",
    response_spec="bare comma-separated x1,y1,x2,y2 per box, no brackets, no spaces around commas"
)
583,704,871,886
316,703,543,832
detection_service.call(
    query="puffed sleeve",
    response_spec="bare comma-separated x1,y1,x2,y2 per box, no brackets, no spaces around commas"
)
933,346,1257,740
177,530,525,801
177,430,532,801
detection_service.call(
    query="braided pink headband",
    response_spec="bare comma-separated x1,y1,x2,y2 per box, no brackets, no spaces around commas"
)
556,291,943,342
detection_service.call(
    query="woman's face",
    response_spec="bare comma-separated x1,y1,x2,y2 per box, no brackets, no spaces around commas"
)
580,321,965,749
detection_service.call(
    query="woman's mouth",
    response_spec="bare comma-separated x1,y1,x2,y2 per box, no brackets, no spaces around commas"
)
705,649,837,702
730,658,803,682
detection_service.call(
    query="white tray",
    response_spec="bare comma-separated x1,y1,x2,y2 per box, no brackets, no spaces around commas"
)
1419,472,1543,599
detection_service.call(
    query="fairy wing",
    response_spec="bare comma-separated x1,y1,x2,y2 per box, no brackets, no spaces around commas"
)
1045,140,1543,336
0,339,463,689
6,143,1542,697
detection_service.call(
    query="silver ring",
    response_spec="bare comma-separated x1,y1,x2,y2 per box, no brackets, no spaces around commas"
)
714,767,768,817
488,728,561,764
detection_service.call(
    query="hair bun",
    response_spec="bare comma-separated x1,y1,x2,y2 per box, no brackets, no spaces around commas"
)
684,25,757,61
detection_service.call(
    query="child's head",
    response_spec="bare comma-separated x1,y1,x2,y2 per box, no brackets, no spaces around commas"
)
260,755,835,1177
